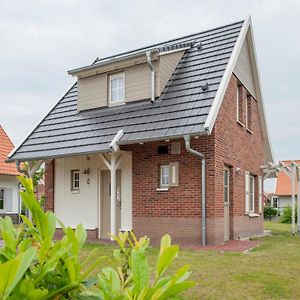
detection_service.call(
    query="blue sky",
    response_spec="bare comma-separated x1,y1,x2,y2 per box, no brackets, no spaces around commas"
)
1,0,299,190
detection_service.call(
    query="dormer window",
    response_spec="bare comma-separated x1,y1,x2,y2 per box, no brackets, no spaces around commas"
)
109,72,125,105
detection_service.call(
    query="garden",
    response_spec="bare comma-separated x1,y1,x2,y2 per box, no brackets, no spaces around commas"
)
1,178,300,299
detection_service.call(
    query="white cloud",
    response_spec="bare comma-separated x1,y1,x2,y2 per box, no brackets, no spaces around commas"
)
0,0,299,162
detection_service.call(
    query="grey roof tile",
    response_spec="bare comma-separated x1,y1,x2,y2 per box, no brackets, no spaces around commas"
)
9,20,243,161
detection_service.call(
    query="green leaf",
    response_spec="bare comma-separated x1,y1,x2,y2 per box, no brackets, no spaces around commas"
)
131,248,149,294
0,247,36,299
159,281,197,300
155,245,179,279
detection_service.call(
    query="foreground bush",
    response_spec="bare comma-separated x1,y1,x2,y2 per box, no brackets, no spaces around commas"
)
0,177,195,299
264,206,278,221
279,206,298,224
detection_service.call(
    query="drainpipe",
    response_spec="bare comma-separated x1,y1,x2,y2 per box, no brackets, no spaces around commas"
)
146,51,155,103
184,135,206,246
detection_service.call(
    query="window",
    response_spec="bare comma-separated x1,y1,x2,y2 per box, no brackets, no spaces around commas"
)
109,72,125,104
224,168,229,204
159,162,179,188
246,95,252,131
272,196,278,208
249,175,255,212
237,85,244,124
0,189,4,210
160,165,169,187
71,170,80,191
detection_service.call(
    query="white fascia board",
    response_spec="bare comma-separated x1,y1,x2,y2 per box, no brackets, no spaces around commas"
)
203,16,251,134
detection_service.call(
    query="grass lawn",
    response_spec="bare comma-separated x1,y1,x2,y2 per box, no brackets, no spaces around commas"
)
81,222,300,299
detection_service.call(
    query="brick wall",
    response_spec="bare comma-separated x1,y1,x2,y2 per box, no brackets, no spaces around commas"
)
212,74,265,243
122,74,265,245
44,160,55,212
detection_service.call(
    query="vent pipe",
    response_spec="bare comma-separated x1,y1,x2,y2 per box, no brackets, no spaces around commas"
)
146,50,155,103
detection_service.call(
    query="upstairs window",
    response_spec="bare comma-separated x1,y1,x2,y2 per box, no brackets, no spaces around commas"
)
109,72,125,105
237,84,244,125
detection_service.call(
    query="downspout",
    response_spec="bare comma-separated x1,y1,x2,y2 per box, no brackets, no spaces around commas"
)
146,51,155,103
184,135,206,246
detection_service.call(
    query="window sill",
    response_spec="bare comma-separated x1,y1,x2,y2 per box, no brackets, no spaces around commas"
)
248,213,260,218
70,190,80,194
246,128,253,134
156,187,169,192
237,120,245,127
109,102,125,107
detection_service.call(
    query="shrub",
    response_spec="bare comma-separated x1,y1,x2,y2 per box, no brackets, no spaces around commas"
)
0,177,196,299
264,206,278,221
279,206,298,224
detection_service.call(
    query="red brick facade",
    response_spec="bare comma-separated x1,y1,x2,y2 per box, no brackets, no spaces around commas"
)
44,160,55,212
122,74,264,245
45,74,265,245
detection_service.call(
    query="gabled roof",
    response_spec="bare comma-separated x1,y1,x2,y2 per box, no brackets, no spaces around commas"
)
0,126,20,175
275,160,300,196
8,17,273,163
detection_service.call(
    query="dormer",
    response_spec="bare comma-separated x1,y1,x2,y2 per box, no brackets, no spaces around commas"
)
68,42,193,111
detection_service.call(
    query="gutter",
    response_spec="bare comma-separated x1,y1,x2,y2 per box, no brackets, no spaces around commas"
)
146,50,155,103
184,135,206,246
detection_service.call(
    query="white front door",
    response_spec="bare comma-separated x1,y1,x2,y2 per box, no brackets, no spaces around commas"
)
224,167,230,242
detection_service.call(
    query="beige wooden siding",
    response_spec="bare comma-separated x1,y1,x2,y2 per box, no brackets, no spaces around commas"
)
77,50,185,110
77,74,107,110
124,62,158,102
158,50,184,94
234,32,257,99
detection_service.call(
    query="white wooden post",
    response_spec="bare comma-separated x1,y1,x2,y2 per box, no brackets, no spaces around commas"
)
297,167,300,233
291,166,296,236
110,152,117,239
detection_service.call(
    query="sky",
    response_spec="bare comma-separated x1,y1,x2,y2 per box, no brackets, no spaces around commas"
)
0,0,299,190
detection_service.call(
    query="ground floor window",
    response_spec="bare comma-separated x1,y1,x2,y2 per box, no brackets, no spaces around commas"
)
0,189,4,210
71,170,80,191
249,175,255,212
160,165,169,187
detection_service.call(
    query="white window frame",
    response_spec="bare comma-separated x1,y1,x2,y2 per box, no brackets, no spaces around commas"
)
224,167,230,204
109,72,125,105
249,175,255,213
160,165,170,187
71,170,80,191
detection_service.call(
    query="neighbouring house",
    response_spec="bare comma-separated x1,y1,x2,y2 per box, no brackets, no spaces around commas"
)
0,126,21,223
8,17,274,245
273,160,300,213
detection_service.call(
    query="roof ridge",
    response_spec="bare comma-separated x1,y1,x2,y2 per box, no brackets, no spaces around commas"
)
94,19,244,64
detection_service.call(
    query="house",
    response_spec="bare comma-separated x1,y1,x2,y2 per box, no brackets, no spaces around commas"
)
8,16,274,245
0,126,20,223
273,160,300,212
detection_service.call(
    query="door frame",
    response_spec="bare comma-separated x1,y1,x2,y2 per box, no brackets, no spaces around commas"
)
97,151,132,239
223,166,230,242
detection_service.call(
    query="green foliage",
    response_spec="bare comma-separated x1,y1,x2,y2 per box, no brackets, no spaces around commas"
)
279,206,298,223
97,232,196,299
0,176,196,299
264,206,278,221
